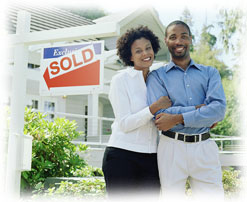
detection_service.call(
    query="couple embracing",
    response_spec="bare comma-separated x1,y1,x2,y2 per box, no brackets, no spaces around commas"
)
102,21,226,202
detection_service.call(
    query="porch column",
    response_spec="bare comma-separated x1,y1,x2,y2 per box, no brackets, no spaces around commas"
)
87,93,99,137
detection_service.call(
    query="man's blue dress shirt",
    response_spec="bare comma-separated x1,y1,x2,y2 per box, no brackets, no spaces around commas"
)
146,60,226,135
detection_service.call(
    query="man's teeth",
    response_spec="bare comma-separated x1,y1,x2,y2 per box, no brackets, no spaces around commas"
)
176,47,184,51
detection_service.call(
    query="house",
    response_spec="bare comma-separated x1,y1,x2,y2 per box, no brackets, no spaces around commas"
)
6,3,169,166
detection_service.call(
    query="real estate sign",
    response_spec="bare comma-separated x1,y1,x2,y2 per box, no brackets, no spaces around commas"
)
40,41,104,96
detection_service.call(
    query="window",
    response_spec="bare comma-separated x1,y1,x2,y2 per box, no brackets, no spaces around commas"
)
27,100,38,109
28,63,40,69
84,105,88,140
44,101,55,121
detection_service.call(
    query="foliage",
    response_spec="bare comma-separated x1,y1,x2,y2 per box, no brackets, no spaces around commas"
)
37,179,106,200
211,75,240,138
180,8,195,51
72,165,104,177
200,25,217,48
32,167,241,199
218,9,243,53
180,7,194,28
21,108,88,191
191,43,231,79
222,168,242,198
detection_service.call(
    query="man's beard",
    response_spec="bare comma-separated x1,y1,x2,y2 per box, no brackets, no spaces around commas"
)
169,47,188,59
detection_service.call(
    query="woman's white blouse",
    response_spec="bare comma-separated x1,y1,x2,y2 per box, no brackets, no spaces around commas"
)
107,67,159,153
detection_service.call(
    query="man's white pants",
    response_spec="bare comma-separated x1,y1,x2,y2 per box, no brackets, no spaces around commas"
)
158,135,224,201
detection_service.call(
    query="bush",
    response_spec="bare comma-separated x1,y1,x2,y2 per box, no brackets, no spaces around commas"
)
222,168,242,197
35,167,242,200
21,108,88,192
44,179,106,200
72,165,104,177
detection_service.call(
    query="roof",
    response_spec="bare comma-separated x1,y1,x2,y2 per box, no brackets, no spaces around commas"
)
95,7,169,62
6,3,95,34
94,9,136,24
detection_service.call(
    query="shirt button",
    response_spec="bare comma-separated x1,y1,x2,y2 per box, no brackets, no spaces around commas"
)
187,84,190,87
184,73,187,75
189,97,192,100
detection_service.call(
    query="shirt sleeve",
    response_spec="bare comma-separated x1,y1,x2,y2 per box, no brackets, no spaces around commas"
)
146,70,196,117
182,68,226,127
109,74,153,133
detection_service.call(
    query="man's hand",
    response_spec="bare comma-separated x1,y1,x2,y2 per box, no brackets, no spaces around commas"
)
155,113,183,131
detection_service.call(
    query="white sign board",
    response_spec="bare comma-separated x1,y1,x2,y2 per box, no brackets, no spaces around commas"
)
40,41,104,96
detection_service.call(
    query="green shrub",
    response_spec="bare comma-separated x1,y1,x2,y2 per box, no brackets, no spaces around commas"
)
21,108,88,192
41,179,106,200
222,168,242,197
72,165,104,177
30,167,242,199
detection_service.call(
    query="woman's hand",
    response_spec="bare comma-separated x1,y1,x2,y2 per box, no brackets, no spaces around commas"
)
195,104,206,109
149,96,172,115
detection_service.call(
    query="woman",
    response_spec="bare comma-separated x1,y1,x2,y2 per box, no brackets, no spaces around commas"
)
102,26,171,198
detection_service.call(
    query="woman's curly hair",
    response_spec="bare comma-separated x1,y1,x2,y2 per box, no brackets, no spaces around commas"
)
116,26,161,67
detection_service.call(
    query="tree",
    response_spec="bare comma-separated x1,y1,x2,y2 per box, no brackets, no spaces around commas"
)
200,24,217,49
218,8,243,53
191,23,231,79
180,7,194,28
180,8,195,52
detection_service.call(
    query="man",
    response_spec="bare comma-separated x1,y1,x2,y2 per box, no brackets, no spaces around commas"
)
146,20,226,201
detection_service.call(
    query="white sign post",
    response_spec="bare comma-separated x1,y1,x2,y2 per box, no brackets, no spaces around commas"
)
5,11,33,199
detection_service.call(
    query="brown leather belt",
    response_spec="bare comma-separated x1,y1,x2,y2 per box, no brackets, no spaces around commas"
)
162,130,210,143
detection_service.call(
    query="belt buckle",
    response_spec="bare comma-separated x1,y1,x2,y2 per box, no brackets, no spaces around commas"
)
194,135,197,143
183,134,197,143
183,134,187,142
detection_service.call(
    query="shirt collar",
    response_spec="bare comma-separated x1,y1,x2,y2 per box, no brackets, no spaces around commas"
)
125,67,142,77
166,59,202,72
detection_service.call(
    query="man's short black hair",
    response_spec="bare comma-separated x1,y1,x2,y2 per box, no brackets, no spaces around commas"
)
165,20,192,37
116,26,160,67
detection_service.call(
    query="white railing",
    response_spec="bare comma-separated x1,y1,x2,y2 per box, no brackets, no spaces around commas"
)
33,110,246,153
35,110,114,145
210,134,246,154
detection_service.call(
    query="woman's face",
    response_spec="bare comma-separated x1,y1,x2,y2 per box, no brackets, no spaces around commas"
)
130,37,154,70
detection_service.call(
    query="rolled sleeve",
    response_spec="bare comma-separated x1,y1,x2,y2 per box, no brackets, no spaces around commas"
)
182,68,226,128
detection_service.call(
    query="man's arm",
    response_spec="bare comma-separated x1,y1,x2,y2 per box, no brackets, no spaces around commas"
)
182,68,226,128
147,70,197,116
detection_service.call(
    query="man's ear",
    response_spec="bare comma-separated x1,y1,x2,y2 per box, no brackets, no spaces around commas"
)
164,37,168,46
190,35,193,43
